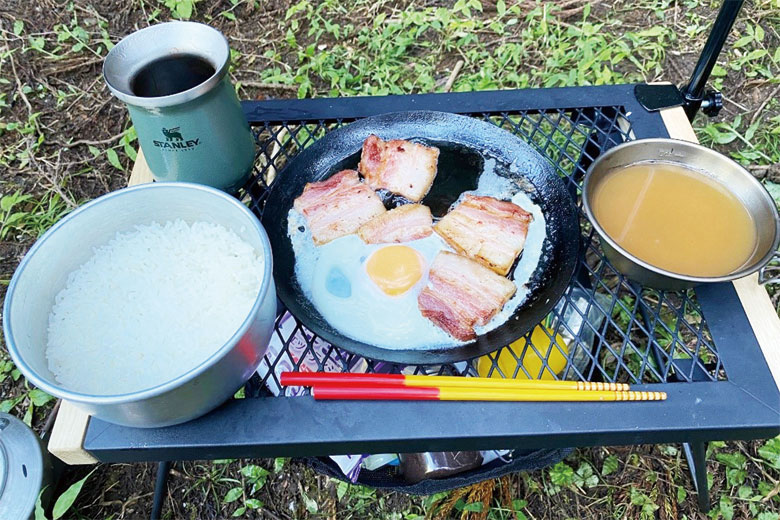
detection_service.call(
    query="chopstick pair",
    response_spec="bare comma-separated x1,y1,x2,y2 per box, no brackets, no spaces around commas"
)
280,373,667,402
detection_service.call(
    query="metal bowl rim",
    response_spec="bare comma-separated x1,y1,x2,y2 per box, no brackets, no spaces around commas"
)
2,182,274,405
582,137,780,283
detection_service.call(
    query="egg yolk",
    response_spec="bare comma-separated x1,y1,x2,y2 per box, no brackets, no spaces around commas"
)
365,245,423,296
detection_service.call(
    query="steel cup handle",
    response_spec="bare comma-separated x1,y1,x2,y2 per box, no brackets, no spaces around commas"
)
759,249,780,285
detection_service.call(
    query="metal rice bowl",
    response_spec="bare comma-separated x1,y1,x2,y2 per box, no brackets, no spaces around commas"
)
3,183,276,428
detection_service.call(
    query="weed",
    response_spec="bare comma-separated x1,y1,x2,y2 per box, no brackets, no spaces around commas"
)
35,469,96,520
0,190,71,240
162,0,199,20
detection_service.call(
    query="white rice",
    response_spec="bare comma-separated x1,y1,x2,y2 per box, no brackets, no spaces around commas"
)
46,219,264,395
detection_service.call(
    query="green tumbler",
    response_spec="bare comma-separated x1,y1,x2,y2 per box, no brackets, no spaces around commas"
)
103,22,255,193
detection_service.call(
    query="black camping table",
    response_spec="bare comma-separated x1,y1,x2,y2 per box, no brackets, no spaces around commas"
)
44,84,778,515
47,2,780,514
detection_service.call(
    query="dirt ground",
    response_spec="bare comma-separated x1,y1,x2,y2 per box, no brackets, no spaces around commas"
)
1,0,779,518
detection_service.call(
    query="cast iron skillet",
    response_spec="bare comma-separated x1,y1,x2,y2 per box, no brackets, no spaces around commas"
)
262,111,580,364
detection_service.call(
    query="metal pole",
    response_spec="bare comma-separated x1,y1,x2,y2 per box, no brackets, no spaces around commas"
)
681,0,745,120
150,461,172,520
683,442,711,512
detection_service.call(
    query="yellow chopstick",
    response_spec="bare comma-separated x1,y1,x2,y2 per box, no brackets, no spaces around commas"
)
436,388,666,402
403,375,631,392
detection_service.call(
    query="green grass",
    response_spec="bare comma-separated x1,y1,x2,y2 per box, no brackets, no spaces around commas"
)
249,0,670,96
1,0,779,518
0,190,72,241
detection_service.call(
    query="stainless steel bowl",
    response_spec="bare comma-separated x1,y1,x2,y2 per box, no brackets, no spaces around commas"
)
3,183,276,428
582,138,780,290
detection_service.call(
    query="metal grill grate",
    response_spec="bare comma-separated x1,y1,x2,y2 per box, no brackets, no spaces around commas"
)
241,105,725,396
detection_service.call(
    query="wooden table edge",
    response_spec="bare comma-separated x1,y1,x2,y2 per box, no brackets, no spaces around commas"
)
46,106,780,466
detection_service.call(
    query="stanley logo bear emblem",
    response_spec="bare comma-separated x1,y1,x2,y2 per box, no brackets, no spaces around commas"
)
153,127,200,150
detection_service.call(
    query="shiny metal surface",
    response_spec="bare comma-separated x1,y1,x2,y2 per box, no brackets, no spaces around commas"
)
0,413,52,520
582,138,780,290
103,21,229,108
4,183,276,428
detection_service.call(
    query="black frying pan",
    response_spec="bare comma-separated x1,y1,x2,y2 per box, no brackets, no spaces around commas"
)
262,111,579,364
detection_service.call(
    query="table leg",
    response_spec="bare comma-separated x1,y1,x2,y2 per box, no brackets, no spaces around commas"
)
683,442,710,512
150,461,172,520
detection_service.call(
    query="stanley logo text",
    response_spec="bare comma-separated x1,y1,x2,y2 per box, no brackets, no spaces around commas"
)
153,126,200,150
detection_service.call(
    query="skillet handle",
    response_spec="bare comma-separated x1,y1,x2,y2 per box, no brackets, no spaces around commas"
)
758,249,780,285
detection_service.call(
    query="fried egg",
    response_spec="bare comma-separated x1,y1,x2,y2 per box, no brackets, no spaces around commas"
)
287,154,547,349
289,210,457,349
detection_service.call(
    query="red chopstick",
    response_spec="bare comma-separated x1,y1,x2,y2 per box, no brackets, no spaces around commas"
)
312,385,439,400
311,385,666,402
281,372,406,387
280,372,632,392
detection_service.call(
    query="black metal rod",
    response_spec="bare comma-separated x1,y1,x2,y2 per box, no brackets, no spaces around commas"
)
683,442,710,512
681,0,745,120
150,461,171,520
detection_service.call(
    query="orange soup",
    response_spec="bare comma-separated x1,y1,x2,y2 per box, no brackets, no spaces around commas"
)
591,162,757,277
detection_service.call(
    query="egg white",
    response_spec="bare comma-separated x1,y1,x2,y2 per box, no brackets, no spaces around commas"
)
454,157,548,336
287,155,548,348
288,219,458,349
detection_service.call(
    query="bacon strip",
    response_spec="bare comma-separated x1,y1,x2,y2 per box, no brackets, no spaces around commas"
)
358,135,440,202
418,252,516,341
293,169,386,245
435,195,533,276
358,204,433,244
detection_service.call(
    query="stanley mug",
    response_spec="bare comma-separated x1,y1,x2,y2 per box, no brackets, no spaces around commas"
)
103,22,255,192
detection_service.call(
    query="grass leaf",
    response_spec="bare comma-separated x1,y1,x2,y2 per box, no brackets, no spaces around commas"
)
245,498,263,510
105,148,123,171
720,496,734,520
337,481,349,501
0,395,25,413
29,389,54,407
461,502,484,512
175,0,193,19
636,26,666,37
602,454,619,475
733,35,754,48
716,452,747,470
0,196,14,212
549,462,575,487
53,469,96,519
758,436,780,470
35,487,48,520
303,493,318,513
224,487,242,503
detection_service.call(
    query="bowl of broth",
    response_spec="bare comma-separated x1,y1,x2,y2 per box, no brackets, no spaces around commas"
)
583,138,779,290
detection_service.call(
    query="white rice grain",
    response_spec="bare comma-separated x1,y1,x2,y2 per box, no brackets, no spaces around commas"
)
46,219,264,395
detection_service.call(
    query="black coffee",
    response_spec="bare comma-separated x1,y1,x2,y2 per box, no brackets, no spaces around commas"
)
131,54,216,97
